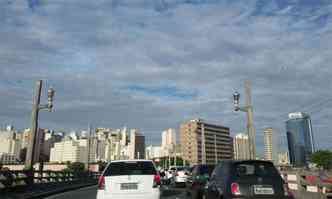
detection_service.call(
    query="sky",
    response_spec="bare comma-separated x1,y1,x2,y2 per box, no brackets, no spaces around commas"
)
0,0,332,155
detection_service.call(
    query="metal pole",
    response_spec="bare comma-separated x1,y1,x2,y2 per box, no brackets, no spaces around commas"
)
245,80,256,159
25,80,42,170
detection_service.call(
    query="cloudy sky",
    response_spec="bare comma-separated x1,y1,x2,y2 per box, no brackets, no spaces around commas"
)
1,0,331,155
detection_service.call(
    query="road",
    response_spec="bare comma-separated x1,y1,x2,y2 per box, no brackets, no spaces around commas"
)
46,185,187,199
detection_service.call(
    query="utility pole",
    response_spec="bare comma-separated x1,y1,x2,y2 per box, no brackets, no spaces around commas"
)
25,80,55,170
233,80,256,159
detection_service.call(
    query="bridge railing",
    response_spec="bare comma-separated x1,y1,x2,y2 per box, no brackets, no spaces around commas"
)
0,170,100,191
280,170,332,199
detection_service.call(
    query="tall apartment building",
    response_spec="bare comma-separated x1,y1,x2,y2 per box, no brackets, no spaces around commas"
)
180,119,233,165
233,133,250,160
264,128,273,161
161,128,176,156
129,129,145,159
50,139,85,163
0,132,21,162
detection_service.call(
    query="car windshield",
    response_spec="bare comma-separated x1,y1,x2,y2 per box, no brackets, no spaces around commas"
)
104,161,156,176
234,162,279,177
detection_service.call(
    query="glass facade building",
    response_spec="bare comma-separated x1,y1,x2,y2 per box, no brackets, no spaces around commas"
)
286,112,315,167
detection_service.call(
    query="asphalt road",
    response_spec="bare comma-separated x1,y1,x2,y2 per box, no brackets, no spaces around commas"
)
46,185,187,199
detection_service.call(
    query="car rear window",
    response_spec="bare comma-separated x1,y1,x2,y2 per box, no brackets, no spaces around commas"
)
104,161,157,176
200,165,215,175
234,162,279,177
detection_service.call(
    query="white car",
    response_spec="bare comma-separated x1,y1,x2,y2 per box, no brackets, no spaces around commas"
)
96,160,161,199
170,166,189,187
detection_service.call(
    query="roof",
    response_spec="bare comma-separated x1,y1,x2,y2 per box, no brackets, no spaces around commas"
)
109,159,153,163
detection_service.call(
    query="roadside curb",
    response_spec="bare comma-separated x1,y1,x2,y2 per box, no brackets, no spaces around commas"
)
25,182,97,199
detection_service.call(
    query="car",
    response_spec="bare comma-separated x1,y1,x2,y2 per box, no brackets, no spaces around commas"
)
186,164,215,199
169,166,190,187
96,160,161,199
204,160,294,199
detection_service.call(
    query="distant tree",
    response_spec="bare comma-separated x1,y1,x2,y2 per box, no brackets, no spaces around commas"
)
311,150,332,170
67,162,85,173
97,161,107,172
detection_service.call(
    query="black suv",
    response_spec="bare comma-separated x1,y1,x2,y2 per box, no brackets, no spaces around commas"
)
204,160,293,199
186,164,215,199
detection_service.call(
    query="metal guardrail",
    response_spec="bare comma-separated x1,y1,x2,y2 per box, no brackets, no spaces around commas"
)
0,170,100,191
280,170,332,199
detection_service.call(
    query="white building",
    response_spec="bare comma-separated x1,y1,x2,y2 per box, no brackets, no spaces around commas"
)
161,129,176,157
0,129,21,161
233,133,250,160
50,138,97,163
264,128,273,161
128,129,145,159
0,153,19,164
146,145,162,159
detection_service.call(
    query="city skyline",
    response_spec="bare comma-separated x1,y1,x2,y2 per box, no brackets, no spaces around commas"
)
1,0,332,154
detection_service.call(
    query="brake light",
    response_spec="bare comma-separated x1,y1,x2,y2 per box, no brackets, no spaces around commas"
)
175,172,179,176
231,183,241,195
153,174,161,188
98,176,105,190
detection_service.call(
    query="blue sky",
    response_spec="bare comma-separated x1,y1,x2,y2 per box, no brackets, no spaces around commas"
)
0,0,332,156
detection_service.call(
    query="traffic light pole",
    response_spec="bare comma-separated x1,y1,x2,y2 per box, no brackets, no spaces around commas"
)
233,81,256,160
25,80,55,172
25,80,42,170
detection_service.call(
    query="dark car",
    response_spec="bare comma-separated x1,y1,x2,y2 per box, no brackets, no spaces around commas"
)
204,160,293,199
186,164,215,199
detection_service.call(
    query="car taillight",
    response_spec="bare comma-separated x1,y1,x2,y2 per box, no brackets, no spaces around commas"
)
153,174,161,188
231,182,241,195
98,176,105,190
175,172,179,176
283,183,293,198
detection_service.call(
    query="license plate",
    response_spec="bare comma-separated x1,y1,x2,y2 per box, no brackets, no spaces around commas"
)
254,185,274,195
120,183,138,190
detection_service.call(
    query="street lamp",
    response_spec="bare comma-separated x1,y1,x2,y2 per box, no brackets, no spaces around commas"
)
25,80,55,173
233,91,240,111
47,87,55,112
232,82,256,160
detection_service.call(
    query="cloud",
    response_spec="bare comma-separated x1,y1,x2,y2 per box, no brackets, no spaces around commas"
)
0,0,332,153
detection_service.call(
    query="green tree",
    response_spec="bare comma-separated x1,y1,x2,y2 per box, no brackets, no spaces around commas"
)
97,161,108,172
311,150,332,170
67,162,86,173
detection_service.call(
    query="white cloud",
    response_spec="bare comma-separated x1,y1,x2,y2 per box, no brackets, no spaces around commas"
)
0,0,332,151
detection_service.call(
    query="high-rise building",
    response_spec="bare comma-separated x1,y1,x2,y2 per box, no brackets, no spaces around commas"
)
146,145,162,159
233,133,250,160
129,129,145,159
264,128,273,161
162,129,176,148
286,112,315,167
161,128,176,157
50,138,86,163
180,119,233,165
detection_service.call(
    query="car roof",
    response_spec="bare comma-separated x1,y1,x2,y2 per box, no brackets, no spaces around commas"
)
219,159,274,165
110,159,153,163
